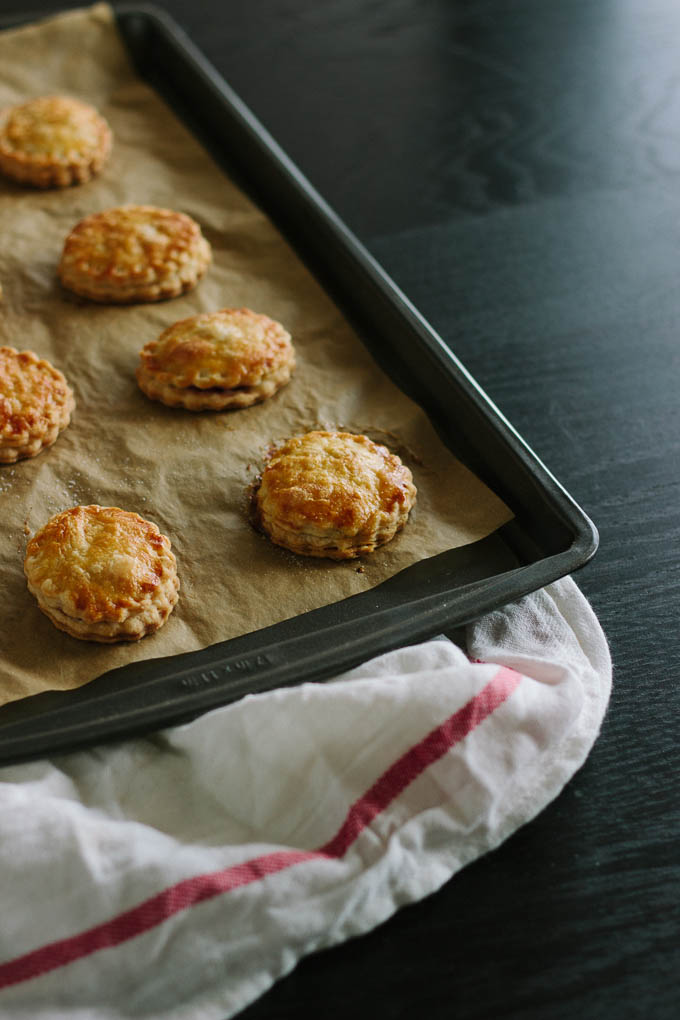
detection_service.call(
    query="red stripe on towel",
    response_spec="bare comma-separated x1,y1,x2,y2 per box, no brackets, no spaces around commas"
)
318,664,520,857
0,666,520,989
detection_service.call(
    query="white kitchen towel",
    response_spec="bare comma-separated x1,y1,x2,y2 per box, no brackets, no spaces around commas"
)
0,575,611,1019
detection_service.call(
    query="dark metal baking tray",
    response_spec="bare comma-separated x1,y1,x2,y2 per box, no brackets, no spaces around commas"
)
0,4,598,765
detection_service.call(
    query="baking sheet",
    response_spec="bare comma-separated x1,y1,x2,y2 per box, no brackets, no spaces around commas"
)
0,3,512,708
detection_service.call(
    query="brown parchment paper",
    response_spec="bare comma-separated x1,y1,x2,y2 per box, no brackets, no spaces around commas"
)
0,4,513,707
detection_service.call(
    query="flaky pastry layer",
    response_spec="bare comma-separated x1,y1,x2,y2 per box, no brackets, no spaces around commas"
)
136,361,294,410
58,205,212,304
24,505,180,642
0,95,112,188
253,430,417,559
0,346,75,463
136,308,295,409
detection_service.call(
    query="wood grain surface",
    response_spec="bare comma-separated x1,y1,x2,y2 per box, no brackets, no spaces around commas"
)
1,1,678,1018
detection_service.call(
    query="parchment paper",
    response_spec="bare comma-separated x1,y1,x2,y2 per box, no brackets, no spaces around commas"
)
0,4,512,707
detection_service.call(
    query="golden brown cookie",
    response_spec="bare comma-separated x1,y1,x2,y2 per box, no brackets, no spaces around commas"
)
136,307,295,410
0,95,112,188
24,505,180,643
58,205,212,303
0,346,75,463
252,430,417,559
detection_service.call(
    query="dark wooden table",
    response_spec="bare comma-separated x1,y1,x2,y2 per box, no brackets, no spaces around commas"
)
3,1,679,1017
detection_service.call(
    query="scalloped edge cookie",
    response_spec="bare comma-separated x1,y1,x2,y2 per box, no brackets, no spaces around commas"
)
58,205,212,303
0,95,112,188
24,505,180,642
136,307,295,410
0,346,75,463
252,430,417,559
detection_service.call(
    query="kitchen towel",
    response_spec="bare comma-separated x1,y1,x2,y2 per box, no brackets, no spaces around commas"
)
0,575,611,1019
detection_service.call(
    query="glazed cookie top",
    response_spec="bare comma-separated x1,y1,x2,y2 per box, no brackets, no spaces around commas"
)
139,308,294,390
24,505,177,623
0,96,109,159
0,95,112,186
58,205,212,302
0,346,74,448
256,430,417,539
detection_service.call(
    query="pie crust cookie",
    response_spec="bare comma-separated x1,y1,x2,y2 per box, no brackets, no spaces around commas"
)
58,205,212,303
0,346,75,463
0,95,112,188
137,307,295,410
252,430,417,560
24,505,180,643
